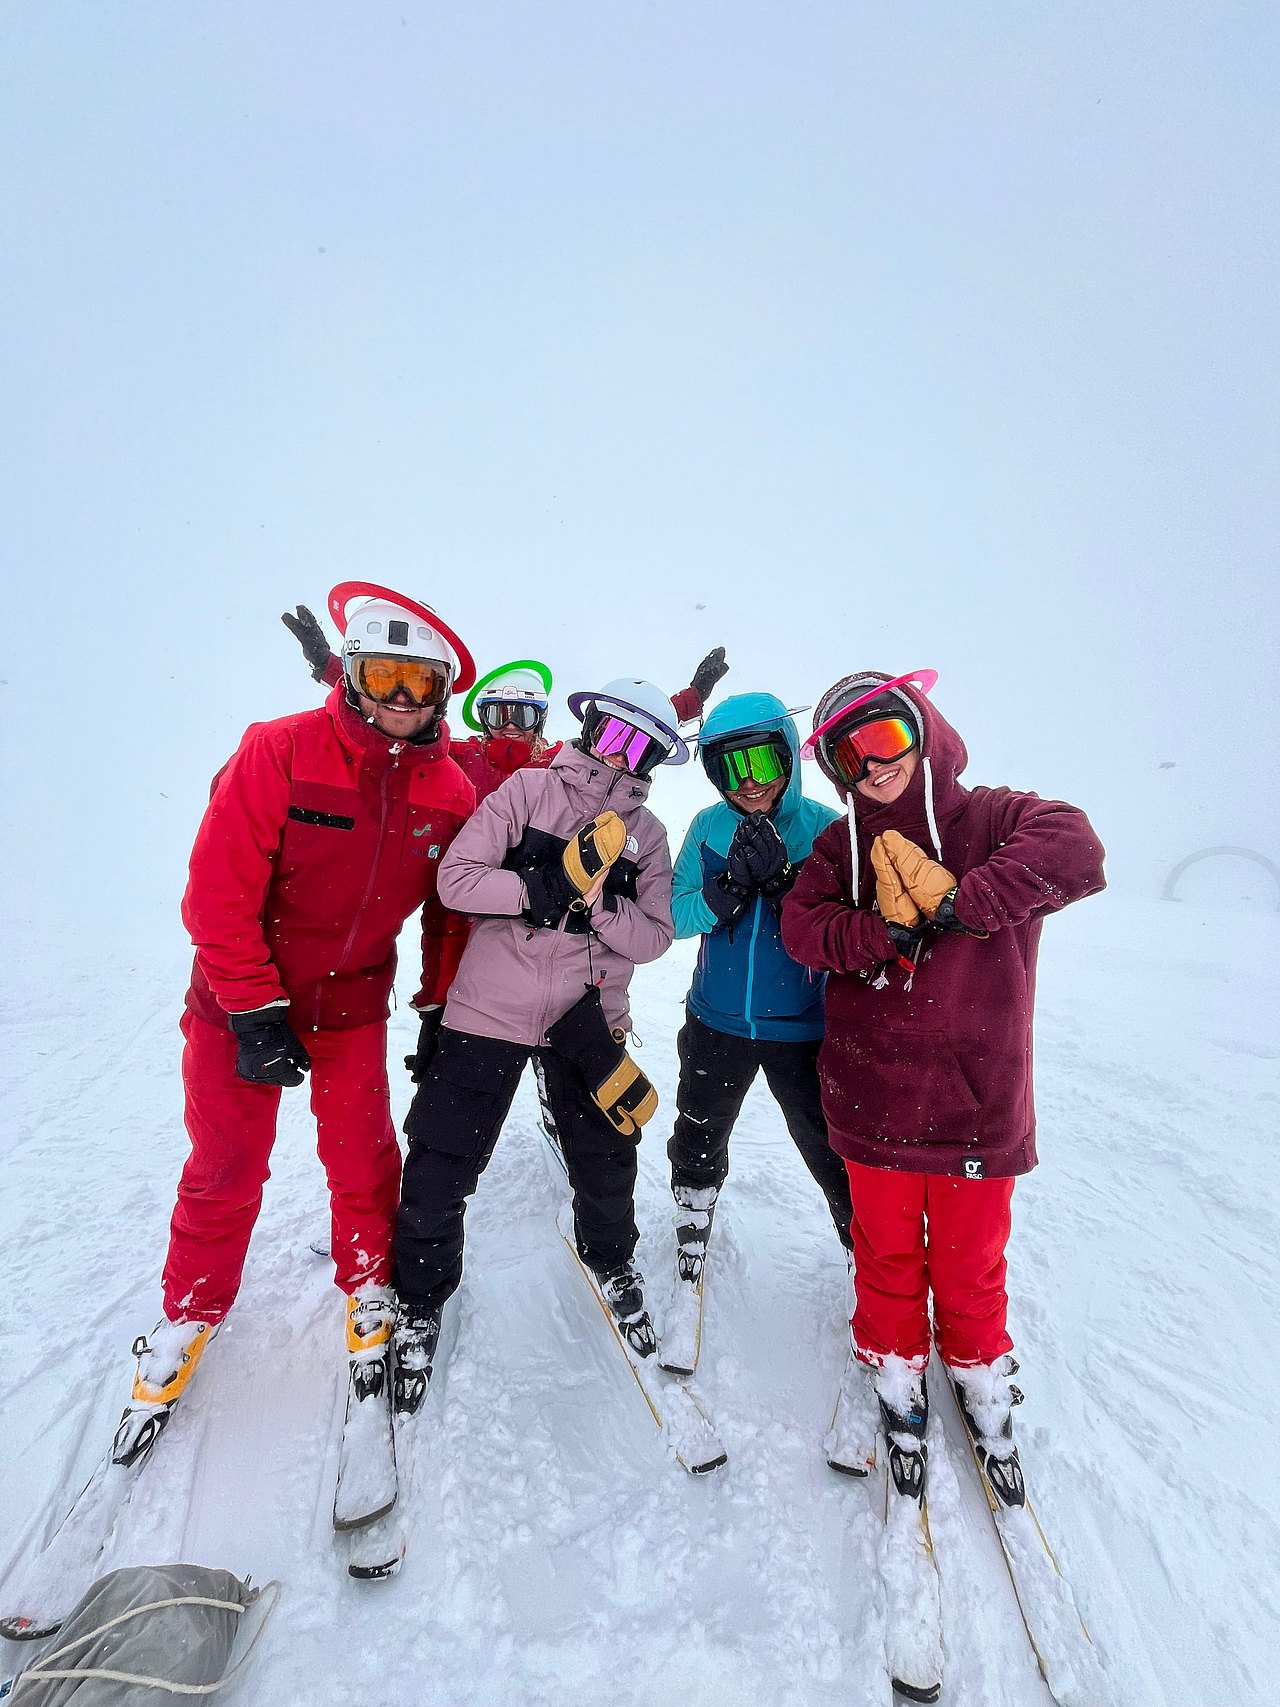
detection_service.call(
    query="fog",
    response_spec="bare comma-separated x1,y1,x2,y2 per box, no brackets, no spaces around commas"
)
3,2,1277,934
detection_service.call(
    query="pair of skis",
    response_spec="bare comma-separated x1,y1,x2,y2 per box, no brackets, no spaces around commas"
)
825,1354,1110,1706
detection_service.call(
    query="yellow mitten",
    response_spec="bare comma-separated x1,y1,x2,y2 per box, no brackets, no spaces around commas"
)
870,836,922,926
879,829,958,920
562,810,627,895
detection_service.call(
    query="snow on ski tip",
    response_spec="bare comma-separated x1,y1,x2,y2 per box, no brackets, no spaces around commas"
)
332,1346,398,1532
825,1346,878,1476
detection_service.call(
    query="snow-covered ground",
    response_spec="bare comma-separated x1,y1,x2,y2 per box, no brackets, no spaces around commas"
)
1,888,1276,1705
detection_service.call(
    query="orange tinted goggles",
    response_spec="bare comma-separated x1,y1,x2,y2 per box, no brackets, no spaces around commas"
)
350,654,450,707
830,716,917,784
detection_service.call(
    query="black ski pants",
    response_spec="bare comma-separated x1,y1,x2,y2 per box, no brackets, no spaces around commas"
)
394,1027,639,1312
667,1010,853,1250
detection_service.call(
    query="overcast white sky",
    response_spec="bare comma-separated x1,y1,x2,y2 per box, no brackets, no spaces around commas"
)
2,2,1277,933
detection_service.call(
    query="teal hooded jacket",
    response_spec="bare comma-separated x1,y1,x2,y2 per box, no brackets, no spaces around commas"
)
673,692,839,1042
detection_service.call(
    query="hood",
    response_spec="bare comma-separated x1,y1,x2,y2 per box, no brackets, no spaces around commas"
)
813,672,970,899
698,691,805,827
551,740,654,817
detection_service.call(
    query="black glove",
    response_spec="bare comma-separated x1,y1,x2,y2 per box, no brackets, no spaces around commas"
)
690,646,729,703
703,871,750,928
522,861,579,929
229,1008,312,1086
404,1006,444,1082
728,816,791,892
884,921,929,972
282,605,333,682
933,891,986,936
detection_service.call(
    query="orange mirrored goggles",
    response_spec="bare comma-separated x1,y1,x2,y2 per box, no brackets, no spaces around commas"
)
829,715,918,785
349,654,451,708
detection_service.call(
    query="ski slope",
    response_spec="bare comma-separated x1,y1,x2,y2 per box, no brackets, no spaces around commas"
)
0,890,1275,1705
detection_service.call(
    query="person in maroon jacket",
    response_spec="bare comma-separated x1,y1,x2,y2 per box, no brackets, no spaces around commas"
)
112,591,477,1469
781,669,1105,1508
282,604,729,803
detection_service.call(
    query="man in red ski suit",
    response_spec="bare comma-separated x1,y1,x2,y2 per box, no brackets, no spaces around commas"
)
166,676,474,1326
112,594,477,1472
282,604,728,803
781,670,1105,1506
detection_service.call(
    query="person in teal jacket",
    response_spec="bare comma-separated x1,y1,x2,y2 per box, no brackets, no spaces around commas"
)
666,693,854,1283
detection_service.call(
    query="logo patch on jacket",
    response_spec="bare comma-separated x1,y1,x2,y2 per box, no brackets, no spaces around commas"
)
963,1157,985,1180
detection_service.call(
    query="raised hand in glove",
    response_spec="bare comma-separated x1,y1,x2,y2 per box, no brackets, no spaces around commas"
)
562,811,627,897
525,812,627,928
727,815,793,895
690,646,729,703
870,835,923,928
404,1005,444,1082
229,1007,312,1086
874,830,958,921
281,605,333,681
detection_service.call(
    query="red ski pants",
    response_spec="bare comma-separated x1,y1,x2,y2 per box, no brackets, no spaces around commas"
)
845,1160,1015,1369
162,1011,401,1324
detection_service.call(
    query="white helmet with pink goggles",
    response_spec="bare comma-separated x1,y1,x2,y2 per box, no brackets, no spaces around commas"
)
567,677,690,773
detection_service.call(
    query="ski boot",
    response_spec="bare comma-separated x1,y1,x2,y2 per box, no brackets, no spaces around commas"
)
949,1354,1025,1509
672,1183,718,1287
599,1263,658,1358
113,1317,216,1467
346,1284,396,1402
873,1361,930,1503
393,1304,442,1416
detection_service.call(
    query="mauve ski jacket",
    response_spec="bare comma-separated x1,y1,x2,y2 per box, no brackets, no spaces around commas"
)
183,684,475,1032
436,743,675,1047
780,683,1106,1178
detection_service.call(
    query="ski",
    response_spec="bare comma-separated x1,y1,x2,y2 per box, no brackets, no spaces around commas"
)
878,1395,943,1704
657,1260,705,1377
938,1369,1111,1707
825,1345,878,1476
332,1346,397,1531
346,1299,458,1581
0,1453,143,1641
556,1205,727,1475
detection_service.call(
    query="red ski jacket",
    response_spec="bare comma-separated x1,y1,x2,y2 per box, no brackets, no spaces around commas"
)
451,735,559,804
781,685,1105,1178
183,685,476,1032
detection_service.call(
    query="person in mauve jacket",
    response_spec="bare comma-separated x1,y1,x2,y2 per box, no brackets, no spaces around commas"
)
112,590,476,1470
780,669,1105,1507
662,693,853,1361
283,602,731,803
389,677,684,1408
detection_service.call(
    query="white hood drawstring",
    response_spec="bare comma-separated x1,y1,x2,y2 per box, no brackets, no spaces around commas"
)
922,756,943,863
846,799,860,906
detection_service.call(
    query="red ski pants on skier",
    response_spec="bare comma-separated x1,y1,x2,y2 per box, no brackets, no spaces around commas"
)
162,1011,401,1324
845,1160,1015,1369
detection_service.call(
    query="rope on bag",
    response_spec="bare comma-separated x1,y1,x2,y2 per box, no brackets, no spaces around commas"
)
10,1581,283,1698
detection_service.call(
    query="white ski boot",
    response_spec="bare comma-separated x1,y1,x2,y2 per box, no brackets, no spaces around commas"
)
393,1304,443,1416
113,1317,216,1467
948,1353,1025,1508
672,1183,718,1286
599,1263,657,1358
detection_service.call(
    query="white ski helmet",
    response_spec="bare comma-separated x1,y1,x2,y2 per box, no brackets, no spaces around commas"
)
567,677,690,766
340,598,460,683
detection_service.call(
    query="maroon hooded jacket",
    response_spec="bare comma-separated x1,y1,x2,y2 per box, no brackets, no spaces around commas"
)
780,683,1105,1178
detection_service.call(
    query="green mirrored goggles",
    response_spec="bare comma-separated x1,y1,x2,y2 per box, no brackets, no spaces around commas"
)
705,738,790,793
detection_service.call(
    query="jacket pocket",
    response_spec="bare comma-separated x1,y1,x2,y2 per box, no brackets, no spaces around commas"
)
825,1026,980,1144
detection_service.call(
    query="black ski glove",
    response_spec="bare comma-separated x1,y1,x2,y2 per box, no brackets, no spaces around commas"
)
703,871,751,928
933,890,986,936
522,861,579,929
404,1006,444,1082
690,646,729,704
281,604,333,682
728,816,792,893
884,921,929,973
229,1007,312,1086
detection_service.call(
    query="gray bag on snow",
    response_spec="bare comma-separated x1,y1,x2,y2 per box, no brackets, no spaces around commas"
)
2,1563,280,1703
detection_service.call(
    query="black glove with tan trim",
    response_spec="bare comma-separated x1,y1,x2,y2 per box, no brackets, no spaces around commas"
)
545,986,658,1138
